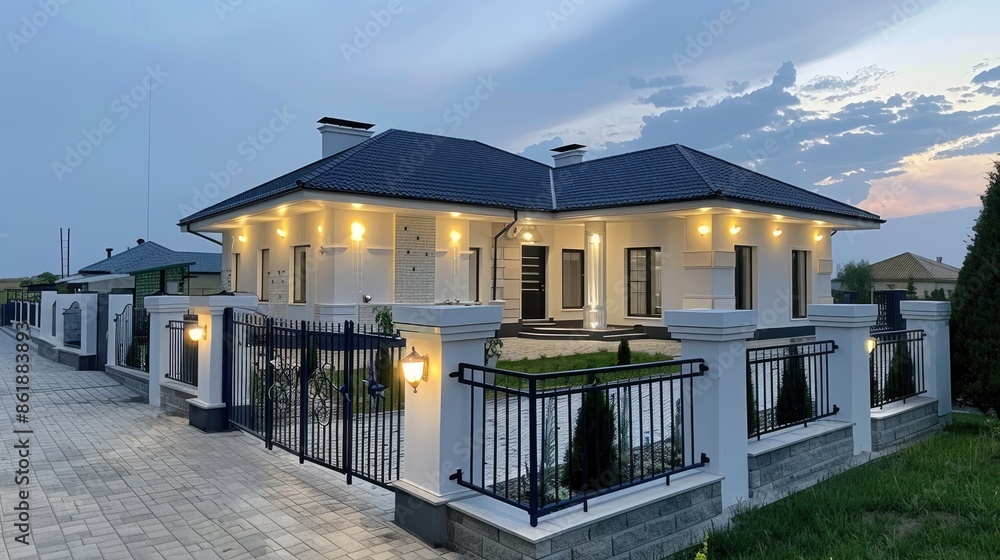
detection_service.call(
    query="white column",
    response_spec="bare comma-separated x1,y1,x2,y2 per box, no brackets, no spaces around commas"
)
808,304,878,454
584,221,607,329
664,309,757,509
145,296,190,407
900,300,952,419
188,294,260,431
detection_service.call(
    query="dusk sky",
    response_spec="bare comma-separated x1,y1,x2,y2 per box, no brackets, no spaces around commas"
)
2,0,998,278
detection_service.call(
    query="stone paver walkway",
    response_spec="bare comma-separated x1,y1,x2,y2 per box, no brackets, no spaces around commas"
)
0,329,461,560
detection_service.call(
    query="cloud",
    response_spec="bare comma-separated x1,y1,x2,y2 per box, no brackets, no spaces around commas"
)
629,75,685,89
972,64,1000,83
815,176,842,186
856,152,991,219
726,80,750,94
798,65,893,102
976,84,1000,97
642,83,712,108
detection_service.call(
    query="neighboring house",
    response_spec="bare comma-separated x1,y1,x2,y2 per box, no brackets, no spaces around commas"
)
56,240,222,306
871,252,960,299
178,117,883,338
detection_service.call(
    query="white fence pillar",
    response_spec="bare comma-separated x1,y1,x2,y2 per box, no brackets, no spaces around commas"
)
106,294,134,368
900,300,952,420
808,304,877,455
665,309,757,510
392,305,501,546
145,296,190,407
188,294,259,432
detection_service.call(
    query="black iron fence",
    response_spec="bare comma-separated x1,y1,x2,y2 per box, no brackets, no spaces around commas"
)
870,329,926,409
450,359,709,527
871,290,907,334
746,340,839,439
114,304,150,372
226,311,405,488
166,319,199,386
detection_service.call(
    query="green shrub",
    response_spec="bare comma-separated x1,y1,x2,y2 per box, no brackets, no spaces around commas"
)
884,342,916,401
775,346,812,426
563,387,620,493
617,339,632,366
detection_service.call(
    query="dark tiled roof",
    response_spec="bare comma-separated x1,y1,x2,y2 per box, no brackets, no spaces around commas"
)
79,242,221,275
871,252,960,282
179,130,881,224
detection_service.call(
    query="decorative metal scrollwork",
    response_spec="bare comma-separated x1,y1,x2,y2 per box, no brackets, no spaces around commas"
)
268,355,295,414
309,363,334,426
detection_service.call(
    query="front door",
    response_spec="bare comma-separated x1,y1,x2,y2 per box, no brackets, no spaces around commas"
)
521,245,547,320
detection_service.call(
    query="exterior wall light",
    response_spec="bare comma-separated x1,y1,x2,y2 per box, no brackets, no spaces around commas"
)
590,233,601,245
184,313,206,341
450,230,462,243
772,228,783,237
317,225,323,234
400,346,429,393
730,225,741,235
865,337,877,354
697,225,710,236
522,231,534,242
237,235,247,243
350,222,365,242
276,228,286,238
814,233,824,241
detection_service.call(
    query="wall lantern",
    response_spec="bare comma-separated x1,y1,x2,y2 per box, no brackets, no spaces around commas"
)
350,222,365,242
772,228,783,237
317,225,324,234
400,346,429,393
814,232,824,241
865,337,877,354
237,234,247,243
450,230,462,243
276,228,286,238
729,225,742,235
697,225,710,236
522,231,534,242
590,233,601,245
184,313,206,342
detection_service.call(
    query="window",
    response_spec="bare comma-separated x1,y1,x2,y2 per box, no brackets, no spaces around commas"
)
791,250,809,319
260,249,270,301
232,253,240,292
469,248,481,302
735,246,754,310
293,246,308,303
627,248,661,317
562,249,584,309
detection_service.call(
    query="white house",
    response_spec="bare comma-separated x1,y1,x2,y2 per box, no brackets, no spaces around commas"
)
178,117,882,339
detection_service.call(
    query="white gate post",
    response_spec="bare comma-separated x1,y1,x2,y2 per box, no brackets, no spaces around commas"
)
899,300,952,421
145,295,190,407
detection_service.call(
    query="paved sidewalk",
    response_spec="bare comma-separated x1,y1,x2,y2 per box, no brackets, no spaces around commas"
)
0,329,461,560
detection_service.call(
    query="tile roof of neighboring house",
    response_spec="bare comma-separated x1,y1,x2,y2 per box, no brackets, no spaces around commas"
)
179,129,882,225
870,252,960,282
78,242,221,275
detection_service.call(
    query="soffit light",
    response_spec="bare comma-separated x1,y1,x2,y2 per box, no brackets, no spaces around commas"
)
730,225,741,235
697,225,710,236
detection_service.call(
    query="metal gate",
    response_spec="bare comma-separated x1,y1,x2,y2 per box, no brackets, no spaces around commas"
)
224,308,405,488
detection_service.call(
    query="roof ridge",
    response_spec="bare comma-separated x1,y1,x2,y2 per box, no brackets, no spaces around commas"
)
674,145,720,196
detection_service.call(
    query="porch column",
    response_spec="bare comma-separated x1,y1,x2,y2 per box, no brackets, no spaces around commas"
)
665,309,757,510
145,295,190,408
392,305,501,547
188,294,260,432
584,221,607,329
899,300,952,420
808,304,878,454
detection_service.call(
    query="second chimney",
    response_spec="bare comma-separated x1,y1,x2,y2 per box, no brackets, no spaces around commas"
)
317,117,375,158
936,256,943,263
551,143,587,167
106,248,113,258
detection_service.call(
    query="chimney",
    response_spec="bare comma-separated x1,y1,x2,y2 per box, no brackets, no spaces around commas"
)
317,117,375,158
551,143,587,167
136,238,145,245
106,248,113,258
936,256,943,263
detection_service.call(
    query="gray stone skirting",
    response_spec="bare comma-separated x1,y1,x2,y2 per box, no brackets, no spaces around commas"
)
33,337,97,371
447,480,723,559
160,381,197,418
104,364,150,399
871,397,941,453
748,423,854,506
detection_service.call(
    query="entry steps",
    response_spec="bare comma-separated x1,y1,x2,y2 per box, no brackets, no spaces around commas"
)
517,323,648,341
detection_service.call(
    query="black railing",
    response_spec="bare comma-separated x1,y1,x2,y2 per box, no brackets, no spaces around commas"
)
114,304,150,372
871,290,906,334
870,329,926,409
450,359,709,527
747,340,839,439
166,320,199,386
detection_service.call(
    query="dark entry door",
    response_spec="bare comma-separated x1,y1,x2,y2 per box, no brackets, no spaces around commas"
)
521,245,547,320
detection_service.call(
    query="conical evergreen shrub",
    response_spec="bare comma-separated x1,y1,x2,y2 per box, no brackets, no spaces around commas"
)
775,346,812,425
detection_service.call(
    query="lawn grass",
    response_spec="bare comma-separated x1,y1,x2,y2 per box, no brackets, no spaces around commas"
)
496,350,674,389
669,413,1000,559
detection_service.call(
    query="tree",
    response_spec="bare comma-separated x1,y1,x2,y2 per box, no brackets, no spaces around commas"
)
563,386,620,493
775,346,812,425
906,278,917,300
884,342,916,402
19,271,58,287
836,260,874,304
617,339,631,366
951,159,1000,418
928,287,948,301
